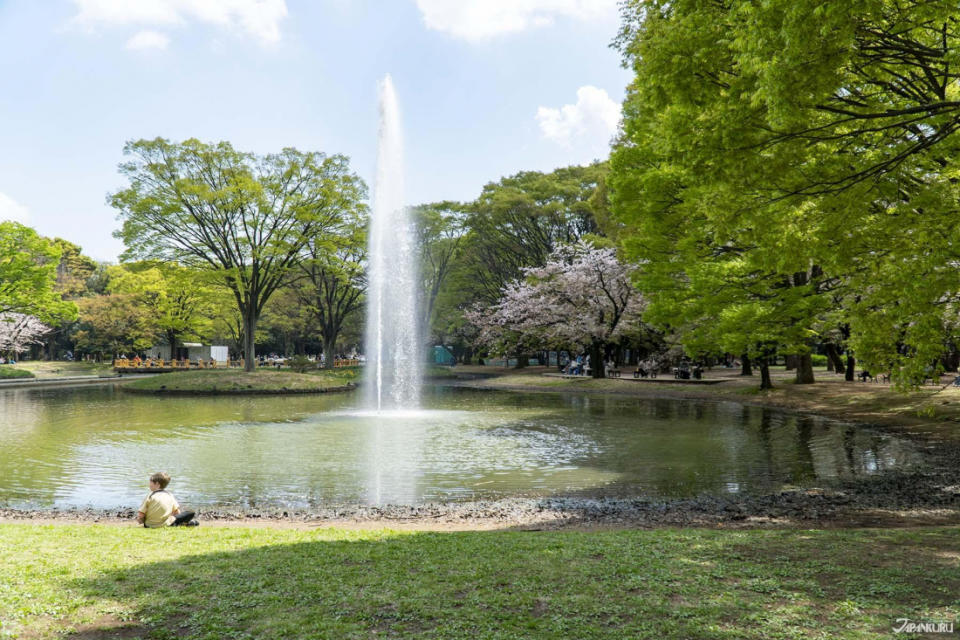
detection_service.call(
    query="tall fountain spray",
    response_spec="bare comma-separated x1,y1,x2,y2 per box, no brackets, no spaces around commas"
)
364,75,422,411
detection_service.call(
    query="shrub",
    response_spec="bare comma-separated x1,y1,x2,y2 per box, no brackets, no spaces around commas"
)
810,354,828,367
286,355,316,373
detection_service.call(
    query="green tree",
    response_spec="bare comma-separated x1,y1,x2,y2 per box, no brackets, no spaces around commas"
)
610,0,960,386
111,138,367,371
38,238,98,360
107,262,220,355
259,285,317,357
461,163,607,304
52,239,97,299
73,294,156,360
0,222,77,324
413,201,466,340
297,208,367,368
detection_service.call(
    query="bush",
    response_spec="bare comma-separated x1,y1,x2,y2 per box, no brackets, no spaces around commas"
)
810,354,828,367
0,366,35,379
286,355,316,373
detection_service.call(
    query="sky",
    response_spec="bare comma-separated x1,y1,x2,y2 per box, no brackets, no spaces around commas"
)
0,0,631,261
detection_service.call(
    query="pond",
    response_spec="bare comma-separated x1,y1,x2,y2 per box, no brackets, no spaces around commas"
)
0,384,925,509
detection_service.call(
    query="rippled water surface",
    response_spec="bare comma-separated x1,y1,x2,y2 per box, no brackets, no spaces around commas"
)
0,384,925,509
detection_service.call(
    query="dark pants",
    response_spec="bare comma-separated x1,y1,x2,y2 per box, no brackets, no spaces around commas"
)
171,510,196,526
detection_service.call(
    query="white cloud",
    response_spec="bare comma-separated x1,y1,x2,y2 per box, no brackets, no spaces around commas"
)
415,0,617,41
125,30,171,51
536,85,621,148
71,0,288,46
0,192,30,224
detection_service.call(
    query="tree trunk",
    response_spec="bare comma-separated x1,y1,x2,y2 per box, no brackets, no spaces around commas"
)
740,354,753,376
824,343,845,373
795,353,815,384
322,335,336,370
759,360,773,390
166,329,179,360
590,341,605,379
840,323,855,381
941,349,959,372
784,355,798,371
515,353,529,369
243,308,257,372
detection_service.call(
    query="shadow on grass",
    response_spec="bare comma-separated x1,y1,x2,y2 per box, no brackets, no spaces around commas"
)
63,528,960,639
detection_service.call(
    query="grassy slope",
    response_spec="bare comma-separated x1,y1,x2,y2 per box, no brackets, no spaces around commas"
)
124,368,359,392
0,524,956,639
10,361,114,378
0,367,34,379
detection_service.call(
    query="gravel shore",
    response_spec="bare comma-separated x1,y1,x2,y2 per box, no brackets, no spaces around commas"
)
4,467,958,531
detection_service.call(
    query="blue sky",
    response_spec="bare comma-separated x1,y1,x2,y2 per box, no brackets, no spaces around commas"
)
0,0,630,260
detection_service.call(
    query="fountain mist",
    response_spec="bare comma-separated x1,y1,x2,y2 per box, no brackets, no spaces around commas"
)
364,75,422,411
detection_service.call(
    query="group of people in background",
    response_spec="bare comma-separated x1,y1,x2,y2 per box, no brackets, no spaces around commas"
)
562,354,590,376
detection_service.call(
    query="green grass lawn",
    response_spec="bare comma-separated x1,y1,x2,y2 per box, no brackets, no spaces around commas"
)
125,368,358,393
424,364,459,378
9,361,114,378
305,365,361,384
0,366,34,379
1,524,956,639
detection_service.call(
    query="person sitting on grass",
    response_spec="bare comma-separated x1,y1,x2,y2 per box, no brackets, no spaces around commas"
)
136,472,198,528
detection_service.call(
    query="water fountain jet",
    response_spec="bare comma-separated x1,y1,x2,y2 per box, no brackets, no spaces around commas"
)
363,75,422,411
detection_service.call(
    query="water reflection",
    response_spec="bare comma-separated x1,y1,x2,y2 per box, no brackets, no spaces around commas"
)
0,385,927,509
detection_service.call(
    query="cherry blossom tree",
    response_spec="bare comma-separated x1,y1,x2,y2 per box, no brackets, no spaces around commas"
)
0,313,52,357
467,241,645,377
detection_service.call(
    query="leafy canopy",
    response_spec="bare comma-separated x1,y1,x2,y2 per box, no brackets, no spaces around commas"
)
0,221,77,325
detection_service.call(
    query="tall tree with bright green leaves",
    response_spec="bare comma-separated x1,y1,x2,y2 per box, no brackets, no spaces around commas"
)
0,221,77,325
413,201,467,341
111,138,367,371
611,0,960,385
107,262,220,355
73,294,156,360
297,206,368,368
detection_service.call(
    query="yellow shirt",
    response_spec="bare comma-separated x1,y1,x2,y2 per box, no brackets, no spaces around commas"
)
138,490,179,528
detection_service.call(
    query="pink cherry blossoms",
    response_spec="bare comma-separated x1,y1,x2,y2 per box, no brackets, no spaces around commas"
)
467,242,645,354
0,313,52,355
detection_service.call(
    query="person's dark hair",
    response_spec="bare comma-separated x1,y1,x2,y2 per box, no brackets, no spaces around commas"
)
150,472,171,489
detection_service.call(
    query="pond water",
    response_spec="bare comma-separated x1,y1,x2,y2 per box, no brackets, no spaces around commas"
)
0,384,925,509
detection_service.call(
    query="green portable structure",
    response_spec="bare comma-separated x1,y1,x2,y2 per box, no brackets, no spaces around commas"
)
433,345,456,366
